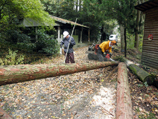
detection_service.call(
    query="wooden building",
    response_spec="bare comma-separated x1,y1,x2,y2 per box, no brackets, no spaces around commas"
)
135,0,158,70
51,16,90,43
20,16,90,44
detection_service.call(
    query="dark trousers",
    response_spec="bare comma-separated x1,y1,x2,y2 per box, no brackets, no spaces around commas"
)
64,52,75,63
97,47,106,61
97,47,104,55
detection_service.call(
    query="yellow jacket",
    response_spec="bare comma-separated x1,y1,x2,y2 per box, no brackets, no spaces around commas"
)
99,40,112,53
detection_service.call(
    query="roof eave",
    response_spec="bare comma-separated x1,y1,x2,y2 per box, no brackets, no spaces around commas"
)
135,0,158,12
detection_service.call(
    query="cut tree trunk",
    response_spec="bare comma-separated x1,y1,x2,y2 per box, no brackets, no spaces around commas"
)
0,107,13,119
116,62,133,119
123,58,154,85
0,61,118,86
128,64,154,85
120,25,124,52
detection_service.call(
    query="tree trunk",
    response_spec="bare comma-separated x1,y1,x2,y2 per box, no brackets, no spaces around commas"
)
116,62,133,119
0,107,13,119
123,58,154,85
128,64,154,85
0,62,118,86
120,25,124,52
79,0,81,11
124,28,127,57
134,7,140,50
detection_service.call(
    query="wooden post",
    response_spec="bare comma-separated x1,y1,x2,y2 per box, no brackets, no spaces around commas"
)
58,26,61,42
116,62,133,119
80,27,83,43
88,29,90,42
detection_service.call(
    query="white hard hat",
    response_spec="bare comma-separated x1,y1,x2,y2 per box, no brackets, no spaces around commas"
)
63,31,69,38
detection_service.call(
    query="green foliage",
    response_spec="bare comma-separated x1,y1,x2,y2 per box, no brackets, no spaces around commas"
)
0,0,55,33
4,29,36,52
0,49,24,65
41,0,111,41
35,28,59,55
137,84,143,87
6,30,31,43
144,81,148,87
126,32,143,51
41,0,78,21
113,56,125,62
138,112,156,119
103,20,118,35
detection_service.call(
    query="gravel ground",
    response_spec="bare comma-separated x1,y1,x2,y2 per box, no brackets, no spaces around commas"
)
0,47,118,119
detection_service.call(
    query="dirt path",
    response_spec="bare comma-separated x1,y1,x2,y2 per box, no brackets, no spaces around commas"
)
0,47,118,119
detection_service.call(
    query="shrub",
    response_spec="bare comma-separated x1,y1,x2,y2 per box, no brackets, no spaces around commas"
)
0,49,24,65
35,29,59,55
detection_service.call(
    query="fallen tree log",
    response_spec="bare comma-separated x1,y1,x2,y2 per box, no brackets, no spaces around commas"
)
0,107,13,119
123,58,154,85
116,62,133,119
0,61,118,86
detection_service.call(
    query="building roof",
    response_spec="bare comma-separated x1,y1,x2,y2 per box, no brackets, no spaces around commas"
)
51,16,89,28
19,16,89,29
135,0,158,12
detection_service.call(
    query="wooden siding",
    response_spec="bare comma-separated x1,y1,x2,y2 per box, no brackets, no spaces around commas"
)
141,7,158,69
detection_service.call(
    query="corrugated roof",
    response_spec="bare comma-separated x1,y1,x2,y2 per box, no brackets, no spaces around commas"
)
51,16,89,28
135,0,158,12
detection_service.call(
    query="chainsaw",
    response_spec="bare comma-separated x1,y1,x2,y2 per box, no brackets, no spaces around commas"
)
105,53,115,62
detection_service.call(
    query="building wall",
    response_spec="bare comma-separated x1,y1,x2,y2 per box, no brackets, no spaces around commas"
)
141,7,158,69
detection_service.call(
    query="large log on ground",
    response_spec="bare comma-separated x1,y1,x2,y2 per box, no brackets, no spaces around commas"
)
123,58,154,85
0,61,118,86
0,107,13,119
128,64,154,84
116,62,133,119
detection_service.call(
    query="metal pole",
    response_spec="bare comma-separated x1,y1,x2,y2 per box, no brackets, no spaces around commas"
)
64,18,78,63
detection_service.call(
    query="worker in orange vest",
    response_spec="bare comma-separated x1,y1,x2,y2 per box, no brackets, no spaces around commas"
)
97,40,117,61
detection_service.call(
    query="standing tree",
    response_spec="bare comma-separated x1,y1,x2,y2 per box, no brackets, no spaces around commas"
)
103,0,137,57
134,0,146,50
0,0,54,30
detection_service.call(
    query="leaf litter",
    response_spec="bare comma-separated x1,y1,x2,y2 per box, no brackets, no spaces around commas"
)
1,45,157,119
0,46,117,119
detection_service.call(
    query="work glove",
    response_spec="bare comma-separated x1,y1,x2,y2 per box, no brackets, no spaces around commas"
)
109,53,112,57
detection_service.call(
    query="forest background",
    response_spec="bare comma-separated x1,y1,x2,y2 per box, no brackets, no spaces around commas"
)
0,0,147,65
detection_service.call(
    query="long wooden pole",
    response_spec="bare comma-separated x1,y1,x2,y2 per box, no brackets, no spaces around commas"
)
0,61,118,86
116,62,133,119
65,18,78,63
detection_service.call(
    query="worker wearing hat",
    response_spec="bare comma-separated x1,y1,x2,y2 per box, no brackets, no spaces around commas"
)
97,40,117,61
60,31,76,63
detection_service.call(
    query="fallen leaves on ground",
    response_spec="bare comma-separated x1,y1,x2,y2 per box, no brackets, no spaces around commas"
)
0,46,117,119
113,46,158,119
